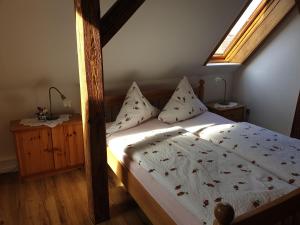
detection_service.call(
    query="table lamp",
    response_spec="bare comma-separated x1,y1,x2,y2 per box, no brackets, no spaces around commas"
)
47,87,71,120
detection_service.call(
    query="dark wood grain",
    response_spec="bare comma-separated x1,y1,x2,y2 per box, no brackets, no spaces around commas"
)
291,92,300,139
74,0,109,223
296,0,300,12
100,0,145,47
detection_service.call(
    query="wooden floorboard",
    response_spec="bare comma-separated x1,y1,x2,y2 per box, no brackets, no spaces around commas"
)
0,168,152,225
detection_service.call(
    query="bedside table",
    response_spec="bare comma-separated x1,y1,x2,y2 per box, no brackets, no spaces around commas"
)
10,114,85,178
206,102,245,122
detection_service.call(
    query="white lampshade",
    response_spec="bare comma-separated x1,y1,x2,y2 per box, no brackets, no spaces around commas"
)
63,99,72,108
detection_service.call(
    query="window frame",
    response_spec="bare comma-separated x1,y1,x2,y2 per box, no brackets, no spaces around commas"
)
205,0,296,65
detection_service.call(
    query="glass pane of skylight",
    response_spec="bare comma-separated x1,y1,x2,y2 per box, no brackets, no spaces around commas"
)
215,0,264,55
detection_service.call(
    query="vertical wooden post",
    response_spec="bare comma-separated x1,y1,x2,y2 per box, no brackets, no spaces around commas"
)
296,0,300,12
74,0,109,223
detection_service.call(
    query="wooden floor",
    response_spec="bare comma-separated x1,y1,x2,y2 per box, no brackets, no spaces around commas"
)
0,168,152,225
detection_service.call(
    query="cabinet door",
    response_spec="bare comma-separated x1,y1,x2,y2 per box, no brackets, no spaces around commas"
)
16,129,54,176
64,124,84,167
52,126,67,170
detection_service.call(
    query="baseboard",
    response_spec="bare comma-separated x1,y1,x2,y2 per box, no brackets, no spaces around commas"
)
0,158,18,174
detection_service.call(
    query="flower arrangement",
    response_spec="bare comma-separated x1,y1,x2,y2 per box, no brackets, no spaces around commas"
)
36,107,48,121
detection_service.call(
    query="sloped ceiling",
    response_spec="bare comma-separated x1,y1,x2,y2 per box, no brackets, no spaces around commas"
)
0,0,245,89
101,0,246,88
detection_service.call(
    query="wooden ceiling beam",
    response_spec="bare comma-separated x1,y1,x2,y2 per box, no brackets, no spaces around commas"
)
74,0,109,224
296,0,300,12
100,0,145,47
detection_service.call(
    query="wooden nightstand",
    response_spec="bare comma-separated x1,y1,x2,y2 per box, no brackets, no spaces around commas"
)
206,102,245,122
10,114,85,179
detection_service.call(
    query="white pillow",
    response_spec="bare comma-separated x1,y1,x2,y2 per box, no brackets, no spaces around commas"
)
158,77,207,124
106,82,159,135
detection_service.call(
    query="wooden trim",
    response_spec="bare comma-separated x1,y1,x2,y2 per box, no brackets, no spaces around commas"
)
204,0,252,65
232,188,300,225
227,0,295,63
100,0,145,47
74,0,109,223
223,0,268,58
296,0,300,12
209,0,268,64
291,92,300,139
107,148,177,225
207,0,296,64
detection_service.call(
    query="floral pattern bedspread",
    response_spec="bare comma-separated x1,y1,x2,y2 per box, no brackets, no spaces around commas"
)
124,128,295,225
197,122,300,187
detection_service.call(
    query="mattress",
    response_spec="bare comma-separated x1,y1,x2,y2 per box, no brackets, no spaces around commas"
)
106,117,295,225
107,119,201,225
197,122,300,187
174,112,233,133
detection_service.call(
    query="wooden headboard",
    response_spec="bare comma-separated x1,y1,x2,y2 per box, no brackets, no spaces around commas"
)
104,79,205,122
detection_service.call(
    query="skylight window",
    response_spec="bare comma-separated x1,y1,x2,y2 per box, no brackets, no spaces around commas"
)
203,0,298,65
215,0,264,55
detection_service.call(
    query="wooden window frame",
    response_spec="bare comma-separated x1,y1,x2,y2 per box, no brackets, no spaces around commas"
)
205,0,296,65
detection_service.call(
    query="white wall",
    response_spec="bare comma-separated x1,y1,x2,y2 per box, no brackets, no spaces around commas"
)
0,0,245,171
0,0,81,169
233,8,300,135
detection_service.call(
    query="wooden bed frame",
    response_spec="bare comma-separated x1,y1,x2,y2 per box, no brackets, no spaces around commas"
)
105,79,300,225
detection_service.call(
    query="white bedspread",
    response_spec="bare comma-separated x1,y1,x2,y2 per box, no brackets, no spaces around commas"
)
174,112,232,133
197,122,300,187
119,126,295,225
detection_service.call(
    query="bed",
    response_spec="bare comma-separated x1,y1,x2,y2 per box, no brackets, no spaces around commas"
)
105,80,300,225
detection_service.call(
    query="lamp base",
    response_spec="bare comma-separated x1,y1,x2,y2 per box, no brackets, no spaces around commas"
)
217,101,230,106
46,115,59,121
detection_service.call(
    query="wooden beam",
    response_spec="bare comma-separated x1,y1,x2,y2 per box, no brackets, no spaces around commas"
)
74,0,109,224
291,92,300,139
100,0,145,47
296,0,300,12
